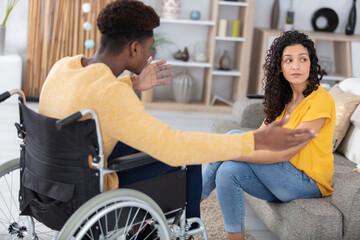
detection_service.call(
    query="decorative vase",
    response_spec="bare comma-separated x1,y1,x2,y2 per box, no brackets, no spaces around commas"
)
171,69,195,103
285,0,295,31
219,50,231,70
270,0,280,29
0,26,6,55
161,0,181,19
190,10,200,20
345,0,357,35
180,47,189,62
173,50,182,60
194,41,207,62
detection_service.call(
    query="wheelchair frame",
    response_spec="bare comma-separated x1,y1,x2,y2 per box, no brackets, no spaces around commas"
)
0,89,208,240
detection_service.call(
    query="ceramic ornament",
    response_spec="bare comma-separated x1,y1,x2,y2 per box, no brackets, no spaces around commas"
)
82,3,91,13
83,22,92,31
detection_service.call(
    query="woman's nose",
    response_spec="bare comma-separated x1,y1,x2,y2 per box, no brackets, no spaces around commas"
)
292,61,300,70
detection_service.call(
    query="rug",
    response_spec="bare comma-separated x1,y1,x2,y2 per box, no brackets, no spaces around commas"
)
195,192,254,240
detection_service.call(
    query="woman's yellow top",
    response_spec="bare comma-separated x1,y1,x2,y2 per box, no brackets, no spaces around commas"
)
39,55,255,191
276,85,336,196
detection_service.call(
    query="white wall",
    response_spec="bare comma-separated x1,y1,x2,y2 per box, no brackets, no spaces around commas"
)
0,0,28,84
1,0,359,89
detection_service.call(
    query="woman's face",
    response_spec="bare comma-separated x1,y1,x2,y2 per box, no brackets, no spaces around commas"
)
281,44,311,87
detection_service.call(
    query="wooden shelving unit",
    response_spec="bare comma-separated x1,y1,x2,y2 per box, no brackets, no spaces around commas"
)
141,0,255,113
249,27,360,94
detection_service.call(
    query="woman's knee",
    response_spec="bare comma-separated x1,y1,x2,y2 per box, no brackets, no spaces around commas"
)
215,161,249,187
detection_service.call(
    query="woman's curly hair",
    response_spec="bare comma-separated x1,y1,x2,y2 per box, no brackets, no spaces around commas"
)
97,0,160,54
263,31,322,124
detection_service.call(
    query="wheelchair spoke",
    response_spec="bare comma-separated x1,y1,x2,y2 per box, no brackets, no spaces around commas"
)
0,160,58,240
123,206,133,237
0,173,18,224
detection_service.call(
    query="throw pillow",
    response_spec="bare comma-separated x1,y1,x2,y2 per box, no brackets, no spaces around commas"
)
328,84,360,151
350,105,360,129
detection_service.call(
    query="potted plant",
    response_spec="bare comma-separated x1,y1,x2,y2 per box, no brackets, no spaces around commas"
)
150,33,171,59
0,0,19,55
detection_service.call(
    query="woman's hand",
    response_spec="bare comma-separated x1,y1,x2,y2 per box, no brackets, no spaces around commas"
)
131,56,174,91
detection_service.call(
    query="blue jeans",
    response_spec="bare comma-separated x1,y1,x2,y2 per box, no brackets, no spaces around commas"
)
109,141,202,219
201,130,322,233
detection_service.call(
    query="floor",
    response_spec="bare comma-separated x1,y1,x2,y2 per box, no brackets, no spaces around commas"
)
0,100,278,240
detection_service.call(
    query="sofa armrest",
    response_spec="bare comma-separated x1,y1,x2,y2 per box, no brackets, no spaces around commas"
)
331,171,360,239
211,120,254,134
232,98,264,129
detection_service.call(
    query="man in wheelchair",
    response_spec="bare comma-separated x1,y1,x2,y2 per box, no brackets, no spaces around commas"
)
22,0,316,239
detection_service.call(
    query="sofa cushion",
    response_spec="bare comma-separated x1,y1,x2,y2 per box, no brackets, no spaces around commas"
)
350,104,360,128
232,98,264,129
328,84,360,151
244,194,342,240
338,77,360,95
244,153,356,240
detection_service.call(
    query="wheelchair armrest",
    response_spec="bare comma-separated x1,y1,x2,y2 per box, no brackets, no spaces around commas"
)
108,152,158,171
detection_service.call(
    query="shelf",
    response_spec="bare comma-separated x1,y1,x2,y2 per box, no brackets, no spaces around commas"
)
218,1,248,7
212,70,242,76
248,28,360,94
141,0,255,112
160,18,215,26
215,36,245,42
158,60,212,68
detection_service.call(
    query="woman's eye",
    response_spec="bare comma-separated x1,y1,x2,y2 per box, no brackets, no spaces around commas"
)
301,58,307,62
284,59,291,63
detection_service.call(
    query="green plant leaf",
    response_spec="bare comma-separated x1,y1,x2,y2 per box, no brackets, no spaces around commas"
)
151,33,172,50
2,0,19,26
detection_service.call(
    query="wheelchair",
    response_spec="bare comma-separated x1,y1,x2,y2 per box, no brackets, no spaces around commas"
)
0,89,208,240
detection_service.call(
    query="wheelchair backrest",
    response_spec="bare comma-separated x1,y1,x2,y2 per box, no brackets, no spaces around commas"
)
18,103,101,230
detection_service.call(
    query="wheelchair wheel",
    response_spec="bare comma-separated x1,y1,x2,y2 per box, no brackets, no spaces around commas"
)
0,158,58,240
58,188,171,240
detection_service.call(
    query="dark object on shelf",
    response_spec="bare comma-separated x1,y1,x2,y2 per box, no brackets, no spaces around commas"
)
345,0,357,35
180,47,189,62
173,50,182,60
219,50,231,70
247,94,264,99
311,8,339,32
270,0,280,29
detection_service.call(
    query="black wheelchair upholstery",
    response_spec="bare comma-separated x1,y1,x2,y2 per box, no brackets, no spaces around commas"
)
18,102,101,230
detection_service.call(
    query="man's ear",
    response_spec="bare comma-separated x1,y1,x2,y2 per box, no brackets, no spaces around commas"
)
130,41,139,57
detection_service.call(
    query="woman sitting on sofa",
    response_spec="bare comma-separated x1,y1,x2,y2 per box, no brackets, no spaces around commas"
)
201,31,336,240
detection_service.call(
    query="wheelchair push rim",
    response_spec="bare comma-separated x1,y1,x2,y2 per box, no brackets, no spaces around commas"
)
58,188,171,240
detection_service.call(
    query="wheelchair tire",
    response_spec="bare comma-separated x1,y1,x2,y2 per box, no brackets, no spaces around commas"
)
58,188,171,240
0,158,58,240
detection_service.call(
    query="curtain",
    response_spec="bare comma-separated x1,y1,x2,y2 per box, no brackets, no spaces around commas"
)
25,0,114,97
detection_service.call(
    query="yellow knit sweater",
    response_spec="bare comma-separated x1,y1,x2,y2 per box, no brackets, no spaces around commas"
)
39,55,254,191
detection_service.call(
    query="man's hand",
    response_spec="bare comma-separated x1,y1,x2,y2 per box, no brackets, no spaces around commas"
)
253,115,318,151
132,56,174,91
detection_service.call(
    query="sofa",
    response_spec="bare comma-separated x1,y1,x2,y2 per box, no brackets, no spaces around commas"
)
211,78,360,240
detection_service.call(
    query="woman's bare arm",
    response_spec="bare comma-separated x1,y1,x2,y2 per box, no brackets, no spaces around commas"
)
235,118,326,164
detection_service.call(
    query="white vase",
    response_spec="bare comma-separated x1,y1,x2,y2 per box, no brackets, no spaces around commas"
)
161,0,181,19
172,70,195,103
0,26,6,55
